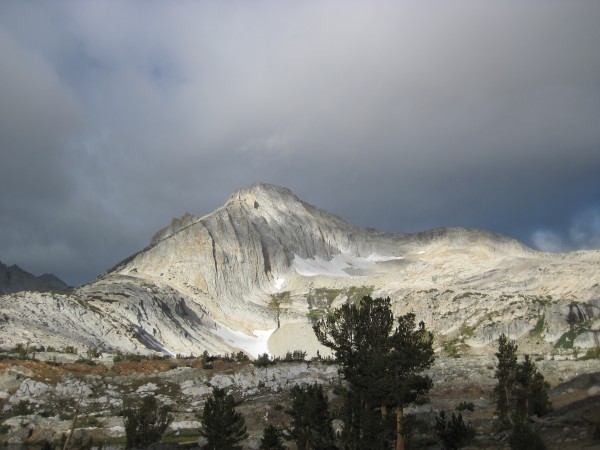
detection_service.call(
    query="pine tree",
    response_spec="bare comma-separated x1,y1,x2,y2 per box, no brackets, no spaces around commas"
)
513,355,552,419
313,296,434,450
287,384,336,450
383,314,435,450
314,296,394,449
123,395,173,449
260,424,286,450
493,335,552,426
199,387,248,450
494,334,518,423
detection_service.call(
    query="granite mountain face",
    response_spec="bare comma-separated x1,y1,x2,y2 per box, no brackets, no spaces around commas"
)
1,183,599,357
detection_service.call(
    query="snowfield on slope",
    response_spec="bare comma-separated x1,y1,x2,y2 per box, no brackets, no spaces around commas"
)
211,324,275,357
292,253,403,277
273,277,285,291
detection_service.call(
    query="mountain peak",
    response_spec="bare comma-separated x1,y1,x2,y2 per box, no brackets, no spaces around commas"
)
226,182,301,209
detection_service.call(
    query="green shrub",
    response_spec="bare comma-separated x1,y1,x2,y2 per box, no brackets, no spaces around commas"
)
113,350,123,362
434,410,475,449
254,353,274,367
235,351,250,362
7,400,33,417
283,350,307,362
402,413,436,449
201,350,214,369
582,346,600,360
86,346,100,358
509,421,546,450
456,401,474,412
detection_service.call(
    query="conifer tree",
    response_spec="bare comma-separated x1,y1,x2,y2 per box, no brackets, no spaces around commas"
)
287,384,336,450
313,296,434,450
494,334,518,423
200,387,248,450
123,395,173,449
260,424,286,450
513,355,552,419
493,334,551,426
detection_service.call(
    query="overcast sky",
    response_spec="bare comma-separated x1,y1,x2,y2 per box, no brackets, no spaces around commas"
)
1,1,600,286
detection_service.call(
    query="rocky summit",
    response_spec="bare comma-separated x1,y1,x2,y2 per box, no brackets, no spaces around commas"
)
1,182,599,358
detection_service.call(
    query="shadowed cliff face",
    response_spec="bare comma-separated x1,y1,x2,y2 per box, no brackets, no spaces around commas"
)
0,261,70,294
1,183,599,358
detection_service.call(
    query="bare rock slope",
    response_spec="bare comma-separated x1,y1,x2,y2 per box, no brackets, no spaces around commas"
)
1,183,599,357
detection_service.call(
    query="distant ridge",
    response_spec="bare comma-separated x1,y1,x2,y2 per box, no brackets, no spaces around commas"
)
0,261,70,294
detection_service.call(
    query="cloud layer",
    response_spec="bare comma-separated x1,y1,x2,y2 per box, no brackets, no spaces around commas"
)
1,1,600,285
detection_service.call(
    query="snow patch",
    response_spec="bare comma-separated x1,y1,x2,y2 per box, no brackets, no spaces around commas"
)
292,253,403,277
273,277,285,291
211,324,275,358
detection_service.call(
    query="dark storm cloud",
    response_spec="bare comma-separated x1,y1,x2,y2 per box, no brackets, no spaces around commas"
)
1,1,600,285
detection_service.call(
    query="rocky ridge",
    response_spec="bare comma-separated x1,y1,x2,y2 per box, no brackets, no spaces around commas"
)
0,261,70,294
1,182,599,358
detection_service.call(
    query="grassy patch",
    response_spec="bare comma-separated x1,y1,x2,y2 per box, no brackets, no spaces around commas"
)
416,288,438,294
442,340,463,358
554,320,592,350
307,308,328,322
308,286,374,310
162,429,201,443
530,314,545,336
459,323,475,340
453,292,485,301
345,286,374,303
530,295,553,306
582,346,600,360
270,291,291,307
306,287,373,321
308,288,341,308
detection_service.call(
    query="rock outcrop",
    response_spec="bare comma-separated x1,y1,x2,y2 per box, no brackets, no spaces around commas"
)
1,182,599,357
